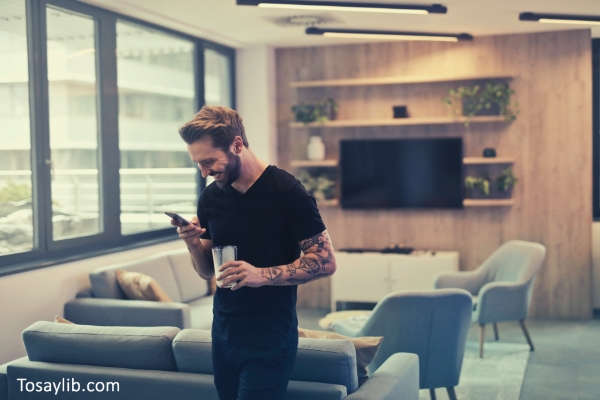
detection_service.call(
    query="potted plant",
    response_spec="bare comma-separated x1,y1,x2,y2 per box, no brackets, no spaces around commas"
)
291,103,320,124
464,176,491,198
443,81,519,127
291,98,338,124
493,167,518,198
296,170,336,200
320,97,338,121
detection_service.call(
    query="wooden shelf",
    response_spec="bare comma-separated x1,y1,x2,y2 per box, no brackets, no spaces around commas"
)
463,157,514,165
290,74,514,88
318,199,339,207
292,157,513,166
290,116,506,128
463,199,514,207
290,159,338,168
316,198,514,208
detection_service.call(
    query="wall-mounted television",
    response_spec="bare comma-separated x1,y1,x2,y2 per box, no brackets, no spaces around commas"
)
340,138,463,209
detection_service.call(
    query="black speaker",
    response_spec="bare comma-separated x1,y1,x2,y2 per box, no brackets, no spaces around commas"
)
393,105,408,118
483,148,496,157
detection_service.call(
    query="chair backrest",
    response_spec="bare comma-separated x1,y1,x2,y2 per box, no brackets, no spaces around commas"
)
358,289,472,389
481,240,546,285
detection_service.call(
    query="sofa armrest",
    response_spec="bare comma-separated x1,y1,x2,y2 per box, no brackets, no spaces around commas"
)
1,356,29,399
476,281,529,323
434,269,486,295
75,287,94,298
64,298,191,328
346,353,419,400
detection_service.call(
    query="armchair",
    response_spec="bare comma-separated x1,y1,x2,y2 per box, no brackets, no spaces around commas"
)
435,240,546,358
329,289,472,400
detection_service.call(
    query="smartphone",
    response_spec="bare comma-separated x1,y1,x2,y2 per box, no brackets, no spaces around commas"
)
164,211,190,227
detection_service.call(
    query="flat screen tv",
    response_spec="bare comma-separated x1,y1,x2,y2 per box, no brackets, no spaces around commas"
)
340,138,463,209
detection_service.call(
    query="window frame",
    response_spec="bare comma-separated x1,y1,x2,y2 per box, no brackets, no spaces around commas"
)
0,0,236,274
593,38,600,220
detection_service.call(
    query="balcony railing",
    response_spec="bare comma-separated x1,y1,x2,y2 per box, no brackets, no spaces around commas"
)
0,167,198,234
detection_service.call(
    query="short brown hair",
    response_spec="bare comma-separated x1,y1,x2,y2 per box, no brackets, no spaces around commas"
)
179,106,249,151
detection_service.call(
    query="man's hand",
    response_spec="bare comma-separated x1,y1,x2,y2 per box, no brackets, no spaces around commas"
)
173,216,206,249
218,261,267,291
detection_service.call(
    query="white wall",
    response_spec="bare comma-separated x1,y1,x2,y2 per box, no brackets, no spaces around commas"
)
0,240,187,364
235,45,277,164
592,223,600,309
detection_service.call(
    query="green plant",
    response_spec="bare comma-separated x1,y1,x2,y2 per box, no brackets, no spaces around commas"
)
495,167,518,192
464,176,490,196
291,98,338,124
443,81,519,126
0,181,31,203
296,170,336,200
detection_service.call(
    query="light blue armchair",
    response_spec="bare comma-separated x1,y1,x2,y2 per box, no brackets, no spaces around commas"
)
434,240,546,358
329,289,472,400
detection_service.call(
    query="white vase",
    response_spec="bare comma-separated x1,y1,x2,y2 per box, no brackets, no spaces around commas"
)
307,136,325,161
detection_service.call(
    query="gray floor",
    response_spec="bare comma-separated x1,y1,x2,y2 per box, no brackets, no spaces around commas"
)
297,308,600,400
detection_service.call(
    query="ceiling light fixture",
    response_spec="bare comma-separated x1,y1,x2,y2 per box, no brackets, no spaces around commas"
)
519,12,600,26
306,27,472,42
236,1,447,15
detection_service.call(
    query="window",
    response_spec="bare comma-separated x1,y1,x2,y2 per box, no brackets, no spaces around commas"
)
0,0,33,256
0,0,235,272
205,47,233,107
46,6,101,240
116,20,196,234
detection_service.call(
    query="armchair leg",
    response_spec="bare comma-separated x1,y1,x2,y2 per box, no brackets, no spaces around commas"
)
493,323,499,341
479,324,485,358
446,386,457,400
519,319,535,351
429,388,437,400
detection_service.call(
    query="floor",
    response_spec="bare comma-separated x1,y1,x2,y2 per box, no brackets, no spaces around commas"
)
296,308,600,400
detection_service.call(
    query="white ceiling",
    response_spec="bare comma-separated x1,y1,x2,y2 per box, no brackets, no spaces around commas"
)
79,0,600,48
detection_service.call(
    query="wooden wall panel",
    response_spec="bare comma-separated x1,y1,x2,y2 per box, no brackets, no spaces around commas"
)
275,30,593,319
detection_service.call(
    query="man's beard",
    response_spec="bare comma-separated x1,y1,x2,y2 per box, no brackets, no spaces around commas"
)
214,151,241,188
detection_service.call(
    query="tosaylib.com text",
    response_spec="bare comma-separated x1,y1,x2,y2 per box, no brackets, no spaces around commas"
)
17,377,120,395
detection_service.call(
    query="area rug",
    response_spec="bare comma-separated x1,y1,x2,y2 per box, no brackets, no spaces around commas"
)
418,341,531,400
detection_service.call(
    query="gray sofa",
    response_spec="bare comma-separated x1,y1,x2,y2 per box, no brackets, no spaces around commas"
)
0,321,419,400
64,249,214,329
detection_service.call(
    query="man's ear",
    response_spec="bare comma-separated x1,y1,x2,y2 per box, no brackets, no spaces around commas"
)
232,136,243,154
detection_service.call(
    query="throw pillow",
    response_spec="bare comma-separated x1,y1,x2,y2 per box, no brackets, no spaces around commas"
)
115,270,172,302
54,315,74,324
298,327,383,386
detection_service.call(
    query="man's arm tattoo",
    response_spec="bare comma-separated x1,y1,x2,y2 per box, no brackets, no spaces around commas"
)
261,230,336,286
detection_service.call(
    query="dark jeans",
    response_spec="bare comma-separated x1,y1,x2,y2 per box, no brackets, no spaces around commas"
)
212,337,298,400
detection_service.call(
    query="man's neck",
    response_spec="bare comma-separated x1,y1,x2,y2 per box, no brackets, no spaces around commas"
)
230,151,268,194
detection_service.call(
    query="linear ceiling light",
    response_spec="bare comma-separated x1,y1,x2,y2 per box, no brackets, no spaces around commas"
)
236,1,447,15
519,12,600,26
306,27,472,42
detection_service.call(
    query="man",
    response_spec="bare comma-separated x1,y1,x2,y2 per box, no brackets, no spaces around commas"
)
173,105,337,400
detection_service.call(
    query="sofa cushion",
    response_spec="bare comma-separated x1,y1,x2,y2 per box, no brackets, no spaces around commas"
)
90,255,182,302
172,330,358,394
298,327,383,386
172,329,213,373
166,250,210,302
22,321,179,371
188,296,214,329
293,338,359,394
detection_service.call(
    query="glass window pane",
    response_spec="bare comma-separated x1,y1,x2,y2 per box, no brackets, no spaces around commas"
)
205,48,232,107
116,21,196,234
46,6,101,241
0,0,34,255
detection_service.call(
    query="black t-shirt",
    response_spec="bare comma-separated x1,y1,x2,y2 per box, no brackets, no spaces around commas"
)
197,165,326,348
